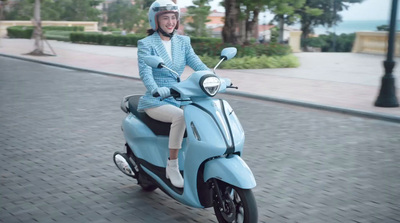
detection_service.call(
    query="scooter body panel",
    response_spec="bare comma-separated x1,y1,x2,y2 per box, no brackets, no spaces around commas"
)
122,113,202,207
121,97,250,208
116,48,258,221
123,115,193,167
203,155,257,189
187,98,245,154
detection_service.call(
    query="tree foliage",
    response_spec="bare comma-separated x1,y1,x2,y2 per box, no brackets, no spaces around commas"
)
184,0,211,37
266,0,322,43
297,0,364,40
107,0,148,33
3,0,103,21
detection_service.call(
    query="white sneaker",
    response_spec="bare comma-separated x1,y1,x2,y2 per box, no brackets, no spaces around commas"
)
166,159,184,188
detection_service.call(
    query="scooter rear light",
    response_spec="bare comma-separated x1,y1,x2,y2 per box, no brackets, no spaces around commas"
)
200,75,221,97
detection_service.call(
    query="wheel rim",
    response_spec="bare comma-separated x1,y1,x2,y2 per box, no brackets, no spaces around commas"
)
221,196,236,222
233,191,244,223
220,187,245,223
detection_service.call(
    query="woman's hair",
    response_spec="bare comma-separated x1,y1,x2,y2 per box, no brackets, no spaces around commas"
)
147,29,156,36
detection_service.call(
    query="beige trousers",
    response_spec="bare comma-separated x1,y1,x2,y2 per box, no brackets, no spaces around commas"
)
145,105,186,149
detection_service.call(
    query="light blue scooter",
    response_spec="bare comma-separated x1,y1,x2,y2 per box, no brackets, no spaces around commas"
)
114,48,258,223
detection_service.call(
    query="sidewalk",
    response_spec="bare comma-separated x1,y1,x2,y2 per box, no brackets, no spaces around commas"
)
1,38,399,120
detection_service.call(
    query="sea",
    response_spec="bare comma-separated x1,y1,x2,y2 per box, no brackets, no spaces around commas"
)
292,20,400,35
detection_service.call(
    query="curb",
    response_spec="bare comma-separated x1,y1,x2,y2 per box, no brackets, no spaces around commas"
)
226,91,400,123
0,53,141,81
2,53,400,123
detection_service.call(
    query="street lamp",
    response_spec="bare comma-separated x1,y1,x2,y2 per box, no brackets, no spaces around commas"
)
374,0,399,107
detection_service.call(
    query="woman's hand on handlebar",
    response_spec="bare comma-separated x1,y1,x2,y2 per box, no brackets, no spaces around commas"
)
152,87,170,98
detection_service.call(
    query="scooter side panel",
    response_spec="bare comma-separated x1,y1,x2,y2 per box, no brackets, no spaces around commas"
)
173,104,230,208
140,165,204,208
203,155,257,189
184,104,228,150
122,114,167,167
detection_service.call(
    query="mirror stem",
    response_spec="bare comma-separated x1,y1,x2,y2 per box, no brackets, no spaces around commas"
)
161,64,180,82
213,58,225,73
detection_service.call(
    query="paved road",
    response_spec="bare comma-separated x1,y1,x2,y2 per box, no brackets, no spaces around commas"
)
1,57,400,223
1,39,400,118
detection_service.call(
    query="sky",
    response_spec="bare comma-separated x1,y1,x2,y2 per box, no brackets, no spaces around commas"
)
176,0,397,21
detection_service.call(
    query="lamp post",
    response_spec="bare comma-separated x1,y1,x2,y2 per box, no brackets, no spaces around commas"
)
374,0,399,107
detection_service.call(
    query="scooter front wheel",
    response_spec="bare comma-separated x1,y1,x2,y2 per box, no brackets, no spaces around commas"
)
213,183,258,223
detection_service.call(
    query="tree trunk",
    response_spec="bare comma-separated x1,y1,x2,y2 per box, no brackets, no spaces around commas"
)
244,9,259,44
278,14,284,43
238,17,245,44
222,0,239,44
300,19,312,51
30,0,44,55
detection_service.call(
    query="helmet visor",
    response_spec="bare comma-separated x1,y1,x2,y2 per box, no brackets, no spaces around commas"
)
152,5,178,12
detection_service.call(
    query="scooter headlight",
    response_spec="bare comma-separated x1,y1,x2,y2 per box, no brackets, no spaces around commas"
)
200,75,221,97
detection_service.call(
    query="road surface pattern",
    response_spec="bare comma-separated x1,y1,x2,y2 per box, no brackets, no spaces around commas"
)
1,57,400,223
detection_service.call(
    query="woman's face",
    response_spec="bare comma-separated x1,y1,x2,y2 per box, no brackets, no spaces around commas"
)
157,12,177,34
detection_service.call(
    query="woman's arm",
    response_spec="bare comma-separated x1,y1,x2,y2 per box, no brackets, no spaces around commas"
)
184,37,209,71
138,39,158,92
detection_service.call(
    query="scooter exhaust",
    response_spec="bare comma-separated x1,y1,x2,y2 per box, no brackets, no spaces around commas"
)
113,152,136,178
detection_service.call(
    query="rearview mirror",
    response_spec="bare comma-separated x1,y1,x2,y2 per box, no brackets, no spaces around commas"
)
143,56,164,68
220,47,237,61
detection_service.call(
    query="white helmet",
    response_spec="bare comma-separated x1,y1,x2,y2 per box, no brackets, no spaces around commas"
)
148,0,180,31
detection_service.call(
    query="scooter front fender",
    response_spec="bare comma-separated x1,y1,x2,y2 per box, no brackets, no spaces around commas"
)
203,155,256,189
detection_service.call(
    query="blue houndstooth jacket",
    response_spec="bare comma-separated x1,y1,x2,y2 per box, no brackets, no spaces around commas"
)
137,32,209,111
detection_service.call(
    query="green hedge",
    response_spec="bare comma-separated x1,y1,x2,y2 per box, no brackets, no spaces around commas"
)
7,26,84,39
101,26,121,32
200,54,299,69
302,33,356,52
192,42,292,58
67,32,291,57
68,32,291,57
43,26,84,31
44,30,72,42
70,32,146,46
190,36,222,45
7,26,34,38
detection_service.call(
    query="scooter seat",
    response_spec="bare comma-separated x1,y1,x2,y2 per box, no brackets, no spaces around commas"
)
127,95,186,137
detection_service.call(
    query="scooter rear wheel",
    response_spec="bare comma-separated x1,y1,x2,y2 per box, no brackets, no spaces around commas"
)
138,171,158,192
213,183,258,223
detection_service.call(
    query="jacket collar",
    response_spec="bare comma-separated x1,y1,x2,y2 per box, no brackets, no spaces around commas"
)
152,32,178,72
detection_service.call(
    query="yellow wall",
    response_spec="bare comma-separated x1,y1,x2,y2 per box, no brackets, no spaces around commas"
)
289,31,302,53
0,21,98,37
352,31,400,56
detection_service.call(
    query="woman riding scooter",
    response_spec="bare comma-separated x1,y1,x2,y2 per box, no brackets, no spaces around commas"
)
137,0,209,188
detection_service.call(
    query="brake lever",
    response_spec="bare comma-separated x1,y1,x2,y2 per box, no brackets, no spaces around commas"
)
227,84,238,89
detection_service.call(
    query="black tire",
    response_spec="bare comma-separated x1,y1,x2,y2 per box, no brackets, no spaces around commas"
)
137,168,158,192
213,183,258,223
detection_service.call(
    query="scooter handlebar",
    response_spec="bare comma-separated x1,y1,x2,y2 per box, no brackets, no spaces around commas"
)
152,89,180,99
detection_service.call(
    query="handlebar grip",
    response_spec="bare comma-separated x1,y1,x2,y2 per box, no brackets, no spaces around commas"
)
153,92,160,97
